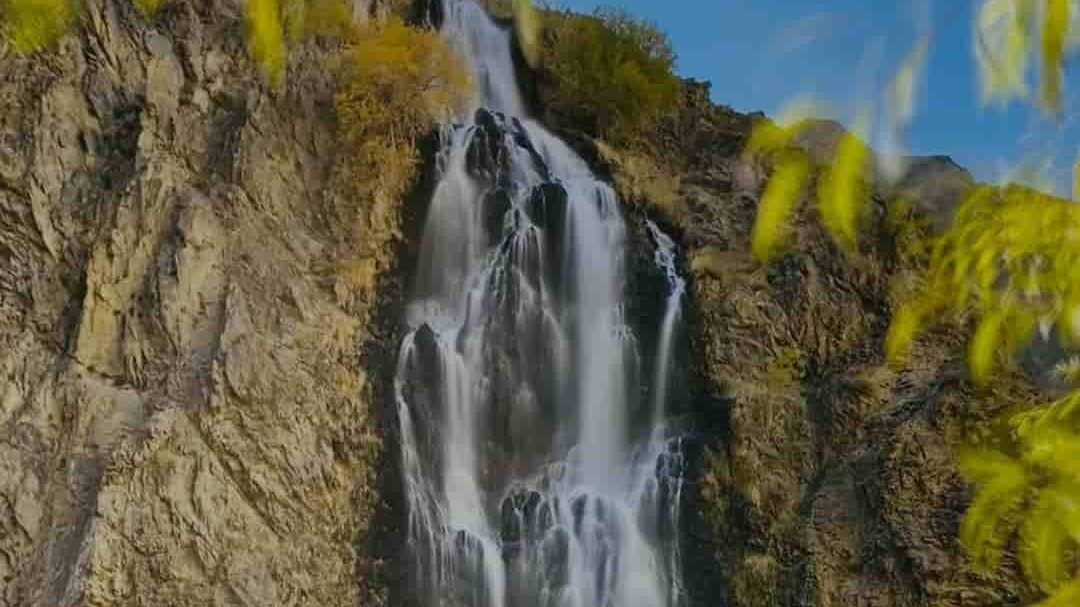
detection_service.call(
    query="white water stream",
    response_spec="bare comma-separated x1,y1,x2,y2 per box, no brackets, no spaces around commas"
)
394,3,688,605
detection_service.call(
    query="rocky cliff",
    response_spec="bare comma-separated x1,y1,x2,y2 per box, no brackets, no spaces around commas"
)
0,1,408,605
1,2,1038,607
594,81,1036,607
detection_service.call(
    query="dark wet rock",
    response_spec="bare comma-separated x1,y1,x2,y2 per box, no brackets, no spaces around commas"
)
483,188,514,242
467,108,548,185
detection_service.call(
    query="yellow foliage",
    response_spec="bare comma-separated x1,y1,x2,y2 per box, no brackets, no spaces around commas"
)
751,152,811,263
745,104,876,259
889,36,930,129
335,16,470,199
246,0,287,84
885,303,923,366
331,17,469,308
974,0,1077,115
958,446,1031,569
976,0,1035,104
816,119,871,251
753,5,1079,605
135,0,163,15
1038,577,1080,607
244,0,353,83
1041,0,1071,113
0,0,78,53
969,310,1008,384
891,184,1080,378
959,408,1080,604
882,35,930,178
337,17,470,149
1020,488,1071,591
873,180,1080,606
282,0,352,42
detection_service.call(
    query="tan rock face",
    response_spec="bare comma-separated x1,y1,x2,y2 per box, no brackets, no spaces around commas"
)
0,1,402,605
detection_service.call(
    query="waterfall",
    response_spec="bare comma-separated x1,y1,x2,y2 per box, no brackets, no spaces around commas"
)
645,220,686,433
394,2,688,605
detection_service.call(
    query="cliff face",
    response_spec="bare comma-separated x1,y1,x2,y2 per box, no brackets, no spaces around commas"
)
0,1,404,605
0,2,1036,607
599,82,1033,607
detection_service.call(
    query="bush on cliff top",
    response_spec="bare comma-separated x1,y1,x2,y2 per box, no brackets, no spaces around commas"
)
335,16,470,199
541,7,680,147
331,16,470,308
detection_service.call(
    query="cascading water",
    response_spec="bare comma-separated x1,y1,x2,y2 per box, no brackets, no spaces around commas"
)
394,2,688,605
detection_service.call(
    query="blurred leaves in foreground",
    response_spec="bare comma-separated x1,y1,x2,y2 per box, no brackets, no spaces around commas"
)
887,186,1080,607
975,0,1079,115
746,3,1080,604
0,0,78,53
743,100,873,262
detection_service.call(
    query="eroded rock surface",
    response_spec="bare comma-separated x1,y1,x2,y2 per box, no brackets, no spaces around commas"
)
0,1,403,605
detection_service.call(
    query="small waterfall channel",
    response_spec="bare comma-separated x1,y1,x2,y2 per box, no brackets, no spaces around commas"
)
393,2,689,605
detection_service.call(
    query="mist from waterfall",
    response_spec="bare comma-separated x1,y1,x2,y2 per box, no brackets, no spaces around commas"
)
394,2,688,605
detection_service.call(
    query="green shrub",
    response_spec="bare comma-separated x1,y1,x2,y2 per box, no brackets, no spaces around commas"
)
542,7,681,147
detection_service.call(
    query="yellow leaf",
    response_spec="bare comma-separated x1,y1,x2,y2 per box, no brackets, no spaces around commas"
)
1041,0,1070,114
744,97,825,157
1019,489,1070,592
1036,575,1080,607
975,0,1033,105
751,154,810,263
817,117,871,251
886,302,924,366
958,447,1030,570
969,310,1007,384
246,0,286,84
888,35,930,127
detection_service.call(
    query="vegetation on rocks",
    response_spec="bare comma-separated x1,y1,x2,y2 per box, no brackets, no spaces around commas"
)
335,16,470,201
0,0,77,53
740,2,1080,604
889,184,1080,606
538,6,681,147
330,15,470,308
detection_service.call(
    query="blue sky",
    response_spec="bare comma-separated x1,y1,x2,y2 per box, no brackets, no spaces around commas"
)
556,0,1078,196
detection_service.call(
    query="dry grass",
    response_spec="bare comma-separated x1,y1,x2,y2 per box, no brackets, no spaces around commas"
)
329,17,470,311
596,141,684,222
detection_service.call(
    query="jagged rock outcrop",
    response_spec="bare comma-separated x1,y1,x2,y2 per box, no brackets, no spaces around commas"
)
0,1,405,605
